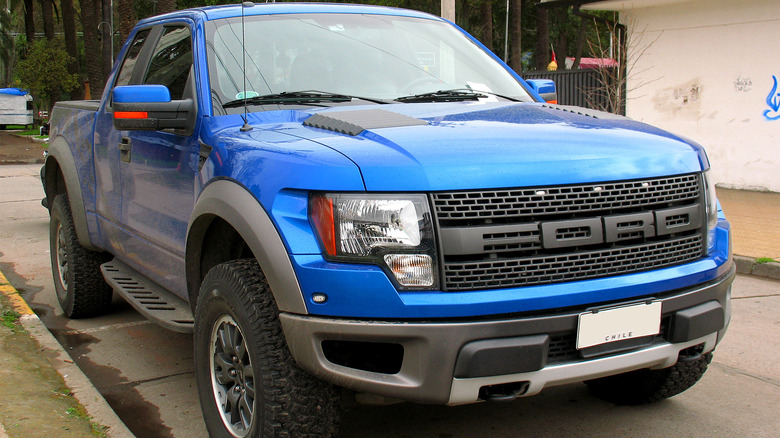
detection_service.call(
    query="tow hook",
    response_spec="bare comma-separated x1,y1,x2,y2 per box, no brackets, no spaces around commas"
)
677,344,705,363
478,382,530,402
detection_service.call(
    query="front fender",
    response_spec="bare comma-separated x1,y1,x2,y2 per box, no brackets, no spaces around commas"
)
186,179,307,314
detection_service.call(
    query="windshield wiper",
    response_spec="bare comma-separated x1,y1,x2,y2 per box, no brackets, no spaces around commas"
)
222,91,388,109
449,88,523,102
223,91,349,108
395,89,487,103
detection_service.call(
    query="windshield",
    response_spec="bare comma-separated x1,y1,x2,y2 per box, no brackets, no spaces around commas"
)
205,13,533,114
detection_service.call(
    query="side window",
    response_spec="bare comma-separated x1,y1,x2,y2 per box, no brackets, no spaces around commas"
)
115,29,151,87
143,26,193,100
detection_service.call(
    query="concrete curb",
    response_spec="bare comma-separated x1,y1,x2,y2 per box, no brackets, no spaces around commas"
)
0,158,45,165
7,132,48,144
0,271,134,438
734,255,780,281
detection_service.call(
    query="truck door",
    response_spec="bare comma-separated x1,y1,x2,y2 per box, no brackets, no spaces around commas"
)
93,27,153,257
118,24,199,296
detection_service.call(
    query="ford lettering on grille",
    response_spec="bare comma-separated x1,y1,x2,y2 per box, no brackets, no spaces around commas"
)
441,204,701,254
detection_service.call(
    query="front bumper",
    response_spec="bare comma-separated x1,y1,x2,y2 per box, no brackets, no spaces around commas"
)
280,263,734,405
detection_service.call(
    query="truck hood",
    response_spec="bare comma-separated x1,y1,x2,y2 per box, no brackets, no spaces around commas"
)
261,102,709,191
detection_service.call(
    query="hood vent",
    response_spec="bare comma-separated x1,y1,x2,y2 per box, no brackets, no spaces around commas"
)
540,103,628,120
304,109,428,136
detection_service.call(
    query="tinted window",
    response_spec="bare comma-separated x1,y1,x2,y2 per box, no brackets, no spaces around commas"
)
144,26,192,99
115,29,151,87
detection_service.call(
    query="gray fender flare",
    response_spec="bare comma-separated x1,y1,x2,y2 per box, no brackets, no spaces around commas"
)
186,179,308,314
45,137,98,250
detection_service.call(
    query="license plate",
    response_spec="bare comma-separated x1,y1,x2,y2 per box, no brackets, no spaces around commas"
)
576,301,662,350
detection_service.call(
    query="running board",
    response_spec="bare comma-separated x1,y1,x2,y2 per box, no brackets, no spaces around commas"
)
101,259,194,333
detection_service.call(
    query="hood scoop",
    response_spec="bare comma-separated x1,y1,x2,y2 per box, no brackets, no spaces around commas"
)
304,108,428,136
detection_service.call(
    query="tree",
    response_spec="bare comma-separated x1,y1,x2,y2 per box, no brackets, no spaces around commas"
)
80,0,105,98
39,0,54,40
551,7,570,69
22,0,34,43
583,17,659,115
0,4,13,86
16,38,79,111
61,0,82,99
101,0,112,80
156,0,176,15
508,0,522,72
117,0,136,43
533,2,550,70
479,0,494,52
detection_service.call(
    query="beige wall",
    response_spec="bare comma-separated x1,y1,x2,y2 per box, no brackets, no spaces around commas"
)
604,0,780,192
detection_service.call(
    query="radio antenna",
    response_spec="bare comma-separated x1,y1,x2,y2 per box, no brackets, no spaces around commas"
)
240,2,253,132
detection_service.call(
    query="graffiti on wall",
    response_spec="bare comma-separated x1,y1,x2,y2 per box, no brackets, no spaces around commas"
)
734,76,752,92
765,75,780,121
652,79,703,121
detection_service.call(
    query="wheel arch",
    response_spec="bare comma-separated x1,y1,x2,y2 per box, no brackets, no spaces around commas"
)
186,179,308,314
44,137,98,250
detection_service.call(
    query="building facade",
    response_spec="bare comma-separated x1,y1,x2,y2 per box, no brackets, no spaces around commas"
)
582,0,780,192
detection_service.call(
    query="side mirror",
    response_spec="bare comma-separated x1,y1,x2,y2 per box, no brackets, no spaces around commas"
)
526,79,558,104
112,85,195,133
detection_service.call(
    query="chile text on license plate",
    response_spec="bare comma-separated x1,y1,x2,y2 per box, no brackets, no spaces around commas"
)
576,301,662,350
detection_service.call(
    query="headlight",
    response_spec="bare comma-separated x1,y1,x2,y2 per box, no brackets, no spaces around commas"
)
310,193,437,289
703,170,718,254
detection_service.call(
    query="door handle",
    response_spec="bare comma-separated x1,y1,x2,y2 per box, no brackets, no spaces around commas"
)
119,137,131,163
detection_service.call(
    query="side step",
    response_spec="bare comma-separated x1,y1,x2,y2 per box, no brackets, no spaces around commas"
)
101,259,194,333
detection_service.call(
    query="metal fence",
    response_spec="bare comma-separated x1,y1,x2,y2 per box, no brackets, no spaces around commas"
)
523,68,625,115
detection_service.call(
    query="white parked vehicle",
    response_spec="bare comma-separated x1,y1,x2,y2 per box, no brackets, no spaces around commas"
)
0,88,34,129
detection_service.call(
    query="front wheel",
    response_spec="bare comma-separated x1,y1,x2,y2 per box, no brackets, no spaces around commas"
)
586,351,713,405
194,259,340,438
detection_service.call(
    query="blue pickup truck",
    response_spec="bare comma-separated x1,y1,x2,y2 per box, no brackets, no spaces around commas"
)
43,3,734,437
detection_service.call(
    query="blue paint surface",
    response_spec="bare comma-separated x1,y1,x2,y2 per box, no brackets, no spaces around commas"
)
52,3,731,319
764,75,780,121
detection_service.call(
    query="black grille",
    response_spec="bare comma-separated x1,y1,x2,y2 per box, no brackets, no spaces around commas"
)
547,334,579,363
434,174,705,292
444,236,702,291
433,174,700,223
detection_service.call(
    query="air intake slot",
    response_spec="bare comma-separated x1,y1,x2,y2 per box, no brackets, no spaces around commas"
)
304,109,428,136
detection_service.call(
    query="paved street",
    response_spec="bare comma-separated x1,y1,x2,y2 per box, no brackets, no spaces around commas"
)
0,163,778,437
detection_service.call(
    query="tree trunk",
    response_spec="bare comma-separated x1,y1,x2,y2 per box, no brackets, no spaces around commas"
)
23,0,35,44
508,0,522,72
61,0,83,99
117,0,137,44
570,17,588,70
156,0,176,15
553,8,568,70
80,0,105,98
534,4,549,71
480,0,493,52
457,0,471,31
39,0,54,40
101,0,112,82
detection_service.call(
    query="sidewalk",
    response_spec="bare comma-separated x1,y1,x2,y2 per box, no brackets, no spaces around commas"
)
0,272,132,438
716,188,780,279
